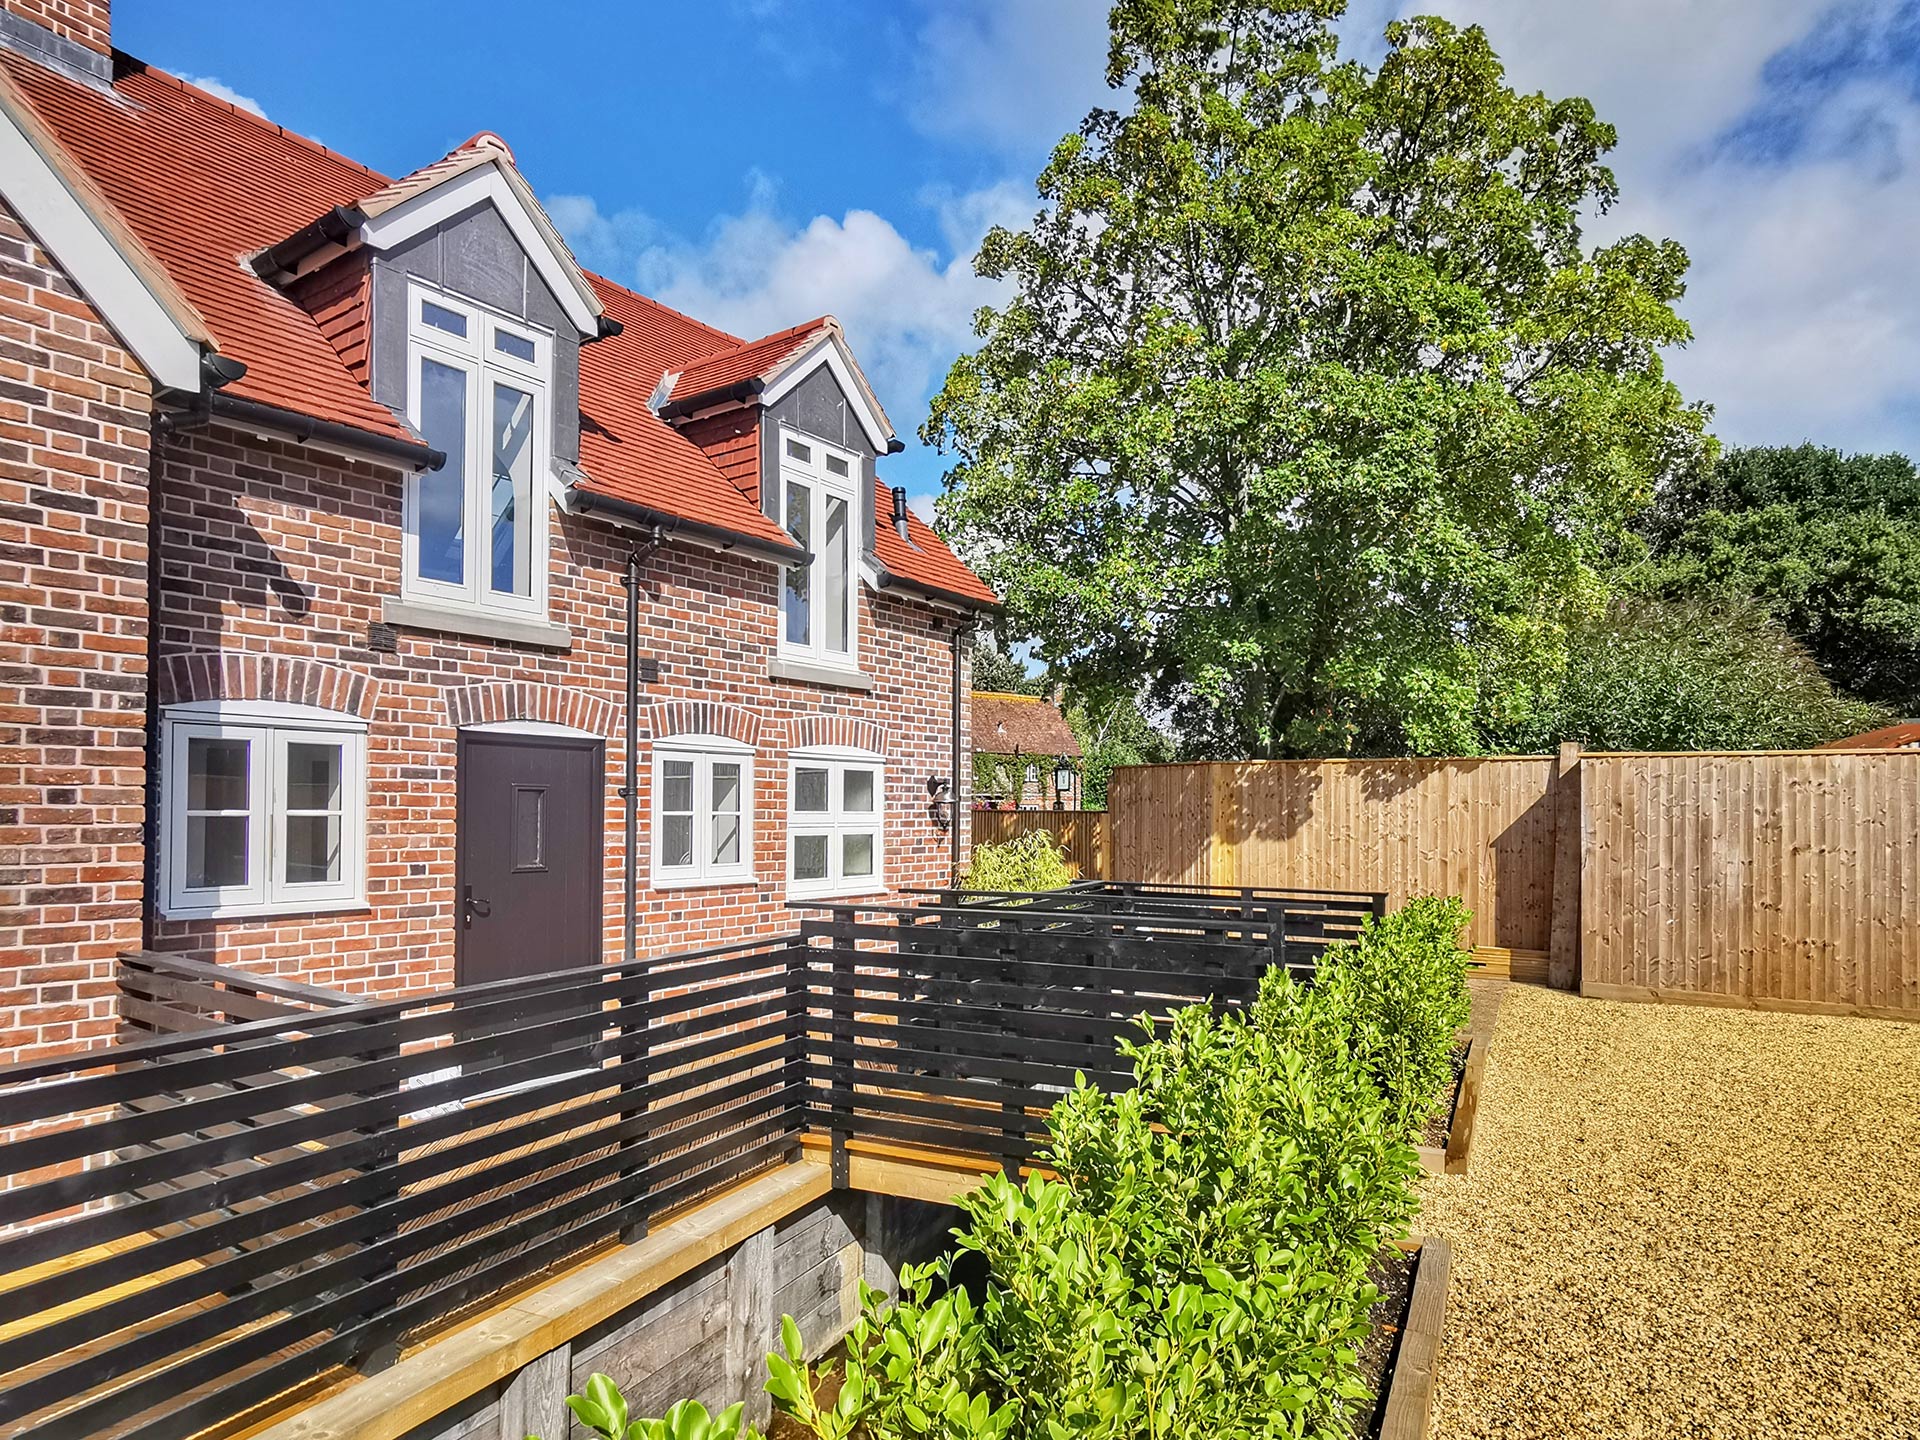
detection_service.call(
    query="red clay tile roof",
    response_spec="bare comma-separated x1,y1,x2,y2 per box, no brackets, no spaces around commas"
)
668,318,830,402
972,692,1080,757
1819,722,1920,750
0,47,991,603
2,53,418,445
873,485,998,606
577,275,796,553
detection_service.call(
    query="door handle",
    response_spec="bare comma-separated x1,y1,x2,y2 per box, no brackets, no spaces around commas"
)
463,885,492,927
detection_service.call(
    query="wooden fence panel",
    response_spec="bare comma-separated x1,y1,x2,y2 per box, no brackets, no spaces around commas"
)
1580,751,1920,1018
1110,759,1560,966
969,809,1110,878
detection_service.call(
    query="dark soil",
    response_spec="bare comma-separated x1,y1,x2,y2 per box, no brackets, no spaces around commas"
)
1417,1039,1470,1150
1355,1244,1420,1438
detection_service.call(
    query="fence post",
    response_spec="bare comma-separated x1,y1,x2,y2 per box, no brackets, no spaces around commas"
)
618,950,652,1246
998,916,1023,1179
1548,742,1583,990
829,907,854,1189
784,937,812,1165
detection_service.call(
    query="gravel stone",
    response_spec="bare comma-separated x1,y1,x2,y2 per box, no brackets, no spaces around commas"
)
1418,984,1920,1440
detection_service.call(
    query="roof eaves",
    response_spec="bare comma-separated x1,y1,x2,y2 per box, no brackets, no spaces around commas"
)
864,549,1001,614
0,64,216,388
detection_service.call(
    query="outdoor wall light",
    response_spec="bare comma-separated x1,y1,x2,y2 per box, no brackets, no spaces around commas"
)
927,773,954,832
1054,760,1075,810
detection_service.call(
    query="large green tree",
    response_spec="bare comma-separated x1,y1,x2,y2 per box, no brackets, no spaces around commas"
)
1635,444,1920,714
928,1,1710,758
1480,595,1888,753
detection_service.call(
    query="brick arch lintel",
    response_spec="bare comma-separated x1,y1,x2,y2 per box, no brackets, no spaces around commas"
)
784,714,889,757
446,682,620,736
646,700,762,748
158,652,378,719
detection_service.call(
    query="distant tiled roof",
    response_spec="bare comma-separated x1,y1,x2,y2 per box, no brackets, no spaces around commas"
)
972,691,1080,757
0,46,991,604
1819,722,1920,750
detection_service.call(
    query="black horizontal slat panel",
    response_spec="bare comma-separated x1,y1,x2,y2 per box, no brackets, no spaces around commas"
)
2,888,1358,1440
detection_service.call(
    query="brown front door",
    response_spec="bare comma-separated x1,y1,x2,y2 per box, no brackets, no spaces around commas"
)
456,731,604,987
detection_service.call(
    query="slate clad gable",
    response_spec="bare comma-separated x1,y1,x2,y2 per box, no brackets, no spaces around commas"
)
369,200,584,464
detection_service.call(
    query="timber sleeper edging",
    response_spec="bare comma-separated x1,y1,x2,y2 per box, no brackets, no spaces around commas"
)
1375,1237,1451,1440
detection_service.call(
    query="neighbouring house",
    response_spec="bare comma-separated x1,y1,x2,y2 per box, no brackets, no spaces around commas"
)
1819,722,1920,750
0,0,996,1067
971,690,1081,809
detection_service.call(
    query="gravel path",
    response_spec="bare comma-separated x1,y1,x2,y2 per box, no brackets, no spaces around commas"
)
1419,984,1920,1440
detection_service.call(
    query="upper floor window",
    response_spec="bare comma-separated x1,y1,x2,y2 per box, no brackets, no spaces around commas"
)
778,430,859,670
405,284,551,619
161,702,368,919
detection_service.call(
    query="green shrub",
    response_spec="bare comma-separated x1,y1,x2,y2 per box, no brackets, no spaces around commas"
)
1306,896,1473,1134
550,897,1470,1440
961,829,1076,892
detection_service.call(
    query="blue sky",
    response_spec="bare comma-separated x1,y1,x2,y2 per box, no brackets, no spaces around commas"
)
119,0,1920,519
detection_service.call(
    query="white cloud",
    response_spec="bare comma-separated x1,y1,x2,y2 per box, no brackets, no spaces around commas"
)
1399,0,1920,455
179,74,267,119
893,0,1113,153
547,179,1022,453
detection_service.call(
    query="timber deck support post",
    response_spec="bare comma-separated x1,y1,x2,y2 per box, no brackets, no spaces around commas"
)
498,1342,571,1440
726,1226,778,1427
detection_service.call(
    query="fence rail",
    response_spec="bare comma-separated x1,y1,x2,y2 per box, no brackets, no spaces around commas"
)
0,888,1386,1440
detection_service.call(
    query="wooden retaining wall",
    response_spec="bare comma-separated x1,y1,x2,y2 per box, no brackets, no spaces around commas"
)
970,808,1110,879
1103,748,1920,1019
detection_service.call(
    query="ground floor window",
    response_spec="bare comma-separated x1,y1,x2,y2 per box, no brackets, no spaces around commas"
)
161,703,367,918
652,736,755,887
787,747,884,899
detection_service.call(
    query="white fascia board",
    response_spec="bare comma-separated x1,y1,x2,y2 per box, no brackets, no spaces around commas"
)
759,335,894,452
0,102,204,392
358,164,601,337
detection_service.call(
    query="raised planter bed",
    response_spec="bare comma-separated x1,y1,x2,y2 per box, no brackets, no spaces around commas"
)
1416,980,1501,1176
1368,1236,1452,1439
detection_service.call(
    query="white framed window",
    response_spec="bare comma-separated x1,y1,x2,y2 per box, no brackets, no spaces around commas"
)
778,428,861,671
787,747,884,899
404,282,552,620
161,702,368,919
652,736,755,888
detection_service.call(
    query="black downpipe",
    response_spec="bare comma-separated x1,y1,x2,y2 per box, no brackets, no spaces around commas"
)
621,550,641,967
951,619,974,884
619,536,662,964
142,401,215,947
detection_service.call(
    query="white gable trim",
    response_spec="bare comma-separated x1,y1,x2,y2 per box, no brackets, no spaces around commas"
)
358,163,601,337
759,333,895,452
0,95,206,392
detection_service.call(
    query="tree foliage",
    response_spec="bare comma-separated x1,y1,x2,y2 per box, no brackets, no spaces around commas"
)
1480,594,1889,753
929,0,1709,758
1635,444,1920,715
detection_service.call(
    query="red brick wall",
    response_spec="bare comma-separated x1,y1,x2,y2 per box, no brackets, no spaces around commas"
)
0,196,152,1066
146,420,973,997
1,0,111,53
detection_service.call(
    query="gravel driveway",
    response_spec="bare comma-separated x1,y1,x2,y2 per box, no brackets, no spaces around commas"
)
1418,984,1920,1440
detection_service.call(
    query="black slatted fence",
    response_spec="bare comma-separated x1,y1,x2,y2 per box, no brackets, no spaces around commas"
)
0,881,1383,1440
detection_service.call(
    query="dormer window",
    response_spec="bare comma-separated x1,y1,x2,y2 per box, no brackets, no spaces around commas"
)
404,283,551,619
778,428,860,671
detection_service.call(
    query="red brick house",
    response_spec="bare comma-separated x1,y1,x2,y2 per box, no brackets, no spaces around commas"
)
0,0,994,1066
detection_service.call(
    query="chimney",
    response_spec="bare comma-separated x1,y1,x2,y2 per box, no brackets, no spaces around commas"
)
889,485,911,542
0,1,113,86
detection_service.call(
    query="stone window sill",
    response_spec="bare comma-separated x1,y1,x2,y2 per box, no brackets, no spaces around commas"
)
383,598,573,651
767,656,874,691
